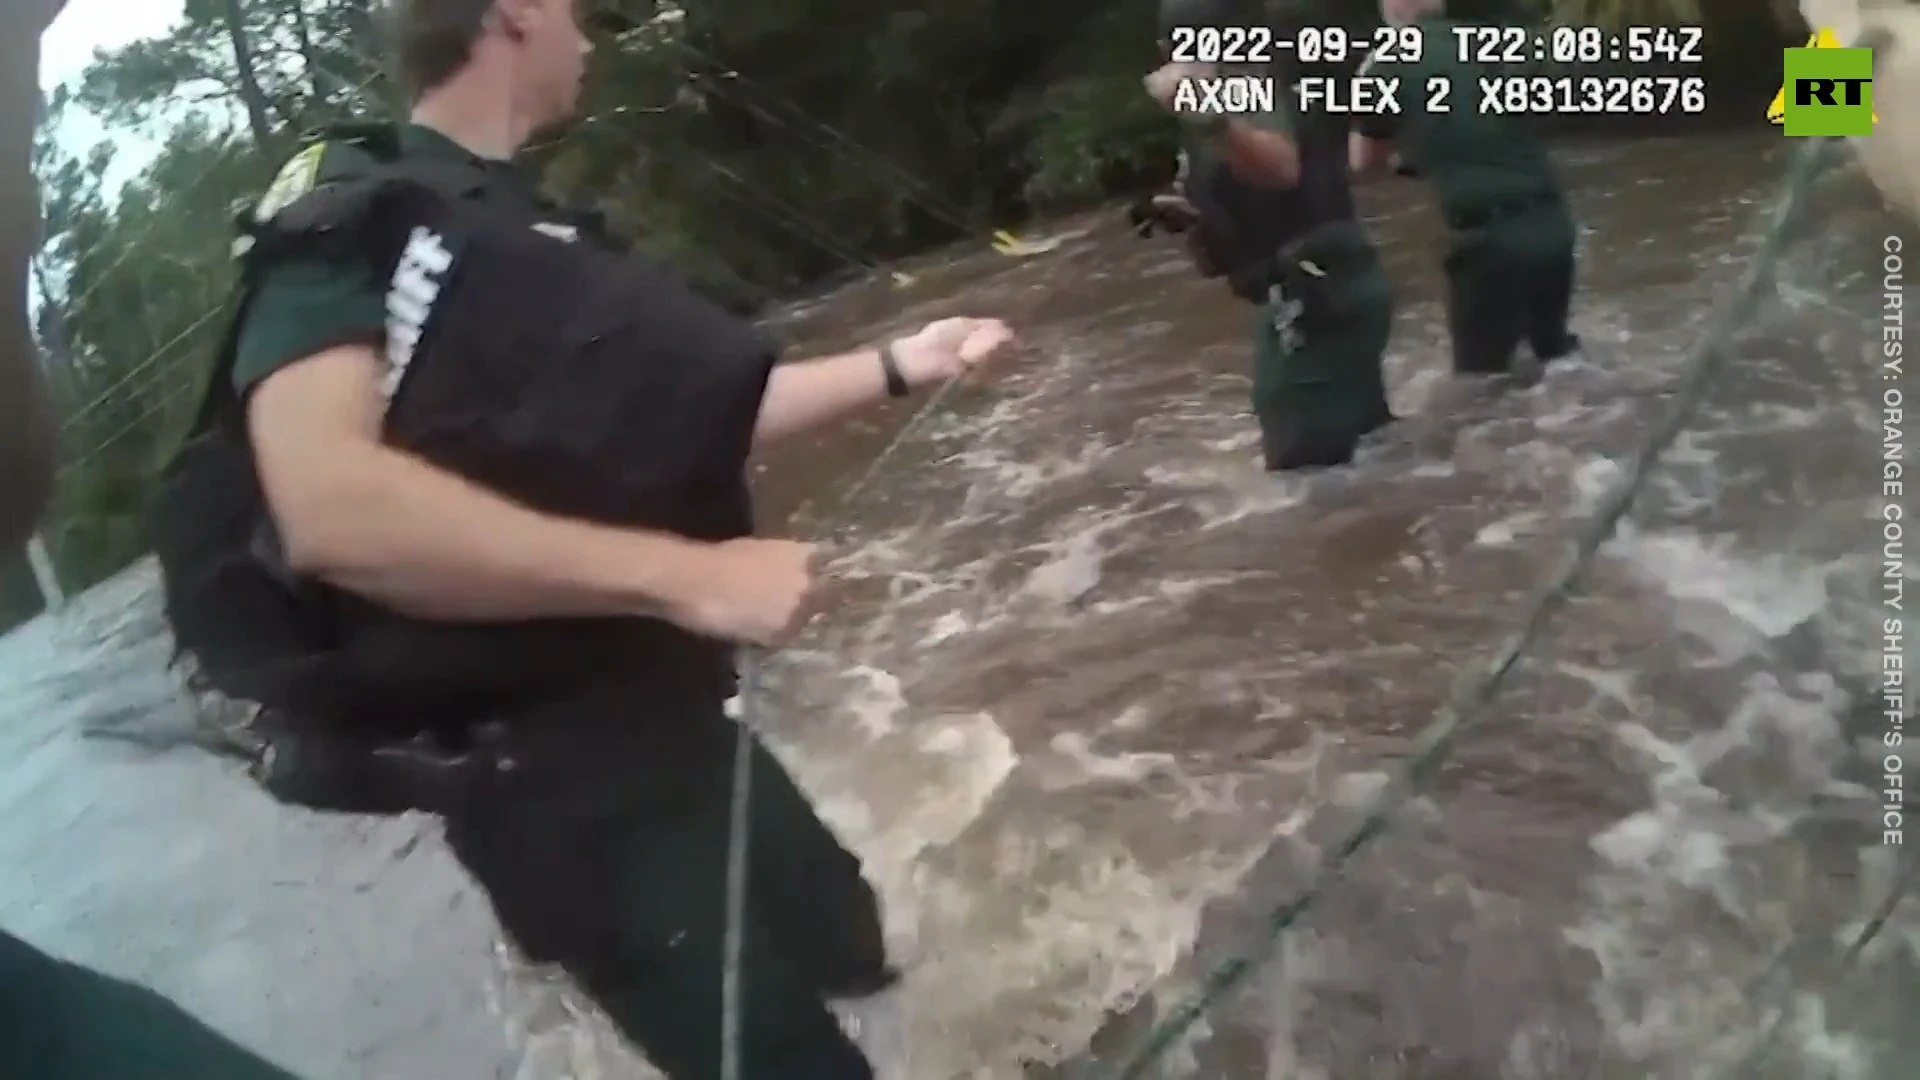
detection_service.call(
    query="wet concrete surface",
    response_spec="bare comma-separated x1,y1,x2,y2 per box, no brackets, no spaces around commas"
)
4,131,1918,1078
0,573,517,1077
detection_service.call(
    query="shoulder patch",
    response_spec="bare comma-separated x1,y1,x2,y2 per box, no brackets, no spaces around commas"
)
255,143,328,223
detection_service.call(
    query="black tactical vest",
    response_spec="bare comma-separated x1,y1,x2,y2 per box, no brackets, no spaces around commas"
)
1183,115,1360,303
1183,4,1369,302
151,127,770,736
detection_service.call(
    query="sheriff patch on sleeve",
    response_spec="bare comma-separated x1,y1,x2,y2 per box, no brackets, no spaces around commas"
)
254,143,327,222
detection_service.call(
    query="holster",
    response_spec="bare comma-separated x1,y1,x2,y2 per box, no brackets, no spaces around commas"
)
251,714,509,816
1264,220,1376,340
1444,189,1560,239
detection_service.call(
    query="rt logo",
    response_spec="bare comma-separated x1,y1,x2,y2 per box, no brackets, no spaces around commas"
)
1767,28,1878,136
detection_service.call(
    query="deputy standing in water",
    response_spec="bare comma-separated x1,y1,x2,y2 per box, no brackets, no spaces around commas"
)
1351,0,1581,377
1145,0,1394,470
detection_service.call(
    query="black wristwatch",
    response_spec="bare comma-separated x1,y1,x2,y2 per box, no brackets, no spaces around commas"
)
879,341,912,398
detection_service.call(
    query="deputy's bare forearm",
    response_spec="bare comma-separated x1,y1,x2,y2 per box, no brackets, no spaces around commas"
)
754,347,892,446
0,0,70,550
248,344,730,626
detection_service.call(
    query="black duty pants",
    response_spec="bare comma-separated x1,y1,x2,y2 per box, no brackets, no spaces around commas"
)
1445,200,1580,375
443,703,886,1080
0,930,300,1079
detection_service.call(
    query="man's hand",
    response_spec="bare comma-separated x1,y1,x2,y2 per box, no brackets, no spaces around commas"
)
1145,61,1213,109
1150,193,1201,228
675,537,820,647
754,319,1016,444
889,317,1019,387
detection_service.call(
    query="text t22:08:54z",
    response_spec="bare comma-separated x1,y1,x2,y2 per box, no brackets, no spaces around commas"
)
1165,24,1706,66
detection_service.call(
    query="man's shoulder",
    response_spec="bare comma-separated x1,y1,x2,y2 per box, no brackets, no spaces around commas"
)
312,138,385,182
253,138,385,226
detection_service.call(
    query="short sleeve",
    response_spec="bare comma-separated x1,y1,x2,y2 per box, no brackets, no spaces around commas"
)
230,141,388,392
230,258,386,392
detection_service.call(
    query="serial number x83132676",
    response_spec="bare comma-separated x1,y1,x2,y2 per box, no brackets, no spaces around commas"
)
1472,75,1707,115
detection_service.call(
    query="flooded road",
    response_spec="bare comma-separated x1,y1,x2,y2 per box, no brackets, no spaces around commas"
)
3,130,1916,1078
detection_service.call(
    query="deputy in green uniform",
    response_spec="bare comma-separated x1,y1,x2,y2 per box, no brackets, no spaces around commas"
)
1351,0,1580,377
156,1,1027,1077
1146,0,1394,469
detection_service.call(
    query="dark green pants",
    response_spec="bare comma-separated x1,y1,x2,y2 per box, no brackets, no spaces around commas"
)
1251,257,1394,471
443,704,885,1080
0,930,299,1079
1445,200,1578,375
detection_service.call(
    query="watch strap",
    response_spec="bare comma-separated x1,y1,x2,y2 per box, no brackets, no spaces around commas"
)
879,342,911,398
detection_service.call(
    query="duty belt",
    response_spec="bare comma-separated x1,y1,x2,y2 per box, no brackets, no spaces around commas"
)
250,715,511,816
1275,220,1369,277
1446,190,1558,233
1267,219,1374,297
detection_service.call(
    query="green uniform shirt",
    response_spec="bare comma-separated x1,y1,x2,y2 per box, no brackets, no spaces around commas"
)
230,124,546,392
1355,14,1560,224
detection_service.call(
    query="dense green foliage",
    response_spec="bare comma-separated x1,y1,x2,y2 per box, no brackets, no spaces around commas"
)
3,0,1794,629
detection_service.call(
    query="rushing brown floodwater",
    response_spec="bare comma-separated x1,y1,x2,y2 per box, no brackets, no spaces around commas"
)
2,130,1916,1079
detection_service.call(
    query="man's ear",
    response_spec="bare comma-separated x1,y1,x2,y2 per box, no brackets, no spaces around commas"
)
488,0,538,40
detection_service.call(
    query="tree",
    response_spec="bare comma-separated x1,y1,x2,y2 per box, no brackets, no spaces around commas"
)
26,0,1797,595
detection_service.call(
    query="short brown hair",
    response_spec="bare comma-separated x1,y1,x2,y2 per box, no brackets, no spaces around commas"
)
390,0,494,96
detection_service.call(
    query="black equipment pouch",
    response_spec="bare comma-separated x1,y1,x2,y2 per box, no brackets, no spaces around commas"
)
1272,218,1366,297
149,140,545,814
148,282,339,706
150,143,498,718
251,713,497,816
1264,219,1379,337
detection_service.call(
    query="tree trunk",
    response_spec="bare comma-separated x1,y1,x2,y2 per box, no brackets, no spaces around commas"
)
333,0,399,109
29,259,72,382
219,0,277,147
293,0,322,103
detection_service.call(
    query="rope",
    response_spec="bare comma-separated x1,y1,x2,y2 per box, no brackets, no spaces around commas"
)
657,38,984,238
1094,113,1843,1080
1721,849,1918,1077
719,374,968,1080
719,659,754,1080
52,66,392,437
717,215,1113,1074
